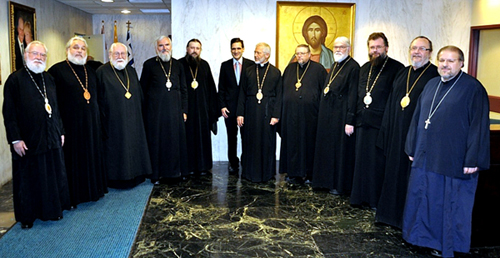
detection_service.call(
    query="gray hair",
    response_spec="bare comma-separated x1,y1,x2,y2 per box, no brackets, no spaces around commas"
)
256,42,271,55
334,36,351,48
109,42,128,54
25,40,48,55
156,35,171,45
65,36,88,50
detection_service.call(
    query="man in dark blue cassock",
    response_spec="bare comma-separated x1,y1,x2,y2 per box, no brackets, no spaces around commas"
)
403,45,490,258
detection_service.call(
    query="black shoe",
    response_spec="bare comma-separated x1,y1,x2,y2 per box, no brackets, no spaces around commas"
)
430,249,442,257
329,189,340,195
21,223,33,229
50,216,63,221
228,165,238,174
286,177,303,185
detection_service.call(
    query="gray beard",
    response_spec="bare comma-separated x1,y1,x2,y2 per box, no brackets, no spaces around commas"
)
112,59,127,70
158,52,171,62
334,53,347,63
68,54,87,65
26,60,46,74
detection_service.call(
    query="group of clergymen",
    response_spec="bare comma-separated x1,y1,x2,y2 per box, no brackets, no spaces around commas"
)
2,31,490,258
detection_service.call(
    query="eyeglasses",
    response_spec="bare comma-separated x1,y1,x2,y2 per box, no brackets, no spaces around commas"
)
112,52,127,58
295,52,309,56
334,46,348,50
410,46,430,52
28,51,47,58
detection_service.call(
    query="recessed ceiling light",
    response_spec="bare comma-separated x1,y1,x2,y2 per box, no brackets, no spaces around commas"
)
129,0,163,3
121,10,131,14
140,9,170,13
101,0,114,3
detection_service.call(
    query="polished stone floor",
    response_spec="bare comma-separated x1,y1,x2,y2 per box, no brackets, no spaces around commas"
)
131,162,500,258
1,162,499,257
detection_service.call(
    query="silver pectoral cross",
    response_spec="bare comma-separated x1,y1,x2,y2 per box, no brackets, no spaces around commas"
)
424,119,431,129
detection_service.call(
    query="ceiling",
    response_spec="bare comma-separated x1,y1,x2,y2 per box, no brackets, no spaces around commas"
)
55,0,171,15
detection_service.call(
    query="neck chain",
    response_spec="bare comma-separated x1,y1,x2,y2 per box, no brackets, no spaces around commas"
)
400,62,432,110
324,57,351,96
66,59,90,104
424,71,463,129
364,56,389,108
295,61,311,91
256,63,271,104
158,57,173,91
189,65,199,89
26,68,52,118
110,63,131,99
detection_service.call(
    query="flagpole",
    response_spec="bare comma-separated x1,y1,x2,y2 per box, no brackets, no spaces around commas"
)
101,20,108,62
126,20,135,68
113,20,118,43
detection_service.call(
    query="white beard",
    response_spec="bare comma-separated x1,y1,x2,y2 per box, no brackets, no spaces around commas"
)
26,59,46,74
334,52,348,63
68,53,87,65
112,58,128,70
158,52,171,62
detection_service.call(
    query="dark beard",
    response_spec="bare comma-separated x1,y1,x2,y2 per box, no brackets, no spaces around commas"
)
185,53,201,69
369,54,386,67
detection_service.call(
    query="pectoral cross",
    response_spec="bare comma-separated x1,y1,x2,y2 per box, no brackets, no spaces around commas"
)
424,119,431,129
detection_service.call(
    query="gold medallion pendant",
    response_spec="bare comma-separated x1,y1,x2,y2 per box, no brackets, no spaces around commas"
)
256,89,263,104
295,82,302,91
363,92,372,108
44,99,52,117
400,94,410,109
323,86,330,95
83,90,91,103
166,80,172,91
125,91,132,99
191,80,199,89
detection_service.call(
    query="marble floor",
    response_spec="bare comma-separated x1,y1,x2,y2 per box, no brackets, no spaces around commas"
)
131,162,500,258
1,162,499,257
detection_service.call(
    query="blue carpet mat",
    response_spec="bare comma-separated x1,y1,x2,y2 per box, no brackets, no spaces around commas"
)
0,181,153,258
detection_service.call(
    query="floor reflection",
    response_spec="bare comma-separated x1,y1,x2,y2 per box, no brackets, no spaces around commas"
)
131,162,500,257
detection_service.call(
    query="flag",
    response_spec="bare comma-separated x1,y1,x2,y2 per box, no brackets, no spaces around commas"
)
100,20,107,62
113,20,118,43
126,26,135,68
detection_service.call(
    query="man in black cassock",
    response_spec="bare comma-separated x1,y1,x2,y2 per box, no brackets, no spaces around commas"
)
179,39,219,175
280,44,326,184
48,36,108,208
3,41,70,229
403,46,489,258
375,36,438,229
237,42,282,183
312,37,359,195
140,36,189,183
350,32,404,209
96,42,152,188
218,38,253,174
